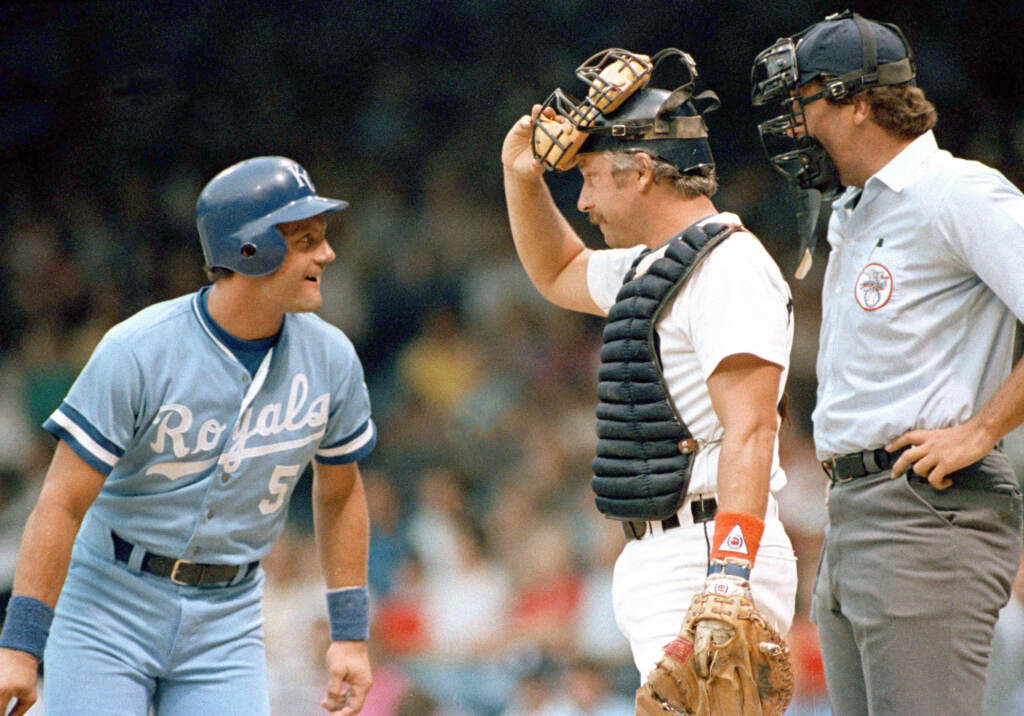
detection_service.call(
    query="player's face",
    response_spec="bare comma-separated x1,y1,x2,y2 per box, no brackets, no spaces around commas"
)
263,214,335,313
576,152,639,249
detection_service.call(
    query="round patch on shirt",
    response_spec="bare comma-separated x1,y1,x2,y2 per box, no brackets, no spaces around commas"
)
854,263,893,311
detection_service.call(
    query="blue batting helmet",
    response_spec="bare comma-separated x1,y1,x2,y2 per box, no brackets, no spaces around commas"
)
196,156,349,276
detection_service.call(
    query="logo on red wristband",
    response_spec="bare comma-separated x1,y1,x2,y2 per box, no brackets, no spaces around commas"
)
720,524,749,554
710,511,765,565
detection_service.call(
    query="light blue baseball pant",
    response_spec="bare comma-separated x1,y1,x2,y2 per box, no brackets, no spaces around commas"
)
43,516,270,716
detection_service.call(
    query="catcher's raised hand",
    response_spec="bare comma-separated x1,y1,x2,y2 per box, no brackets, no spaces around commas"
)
501,105,549,179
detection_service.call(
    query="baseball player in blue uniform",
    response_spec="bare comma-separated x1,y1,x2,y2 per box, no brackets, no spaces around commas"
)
0,156,377,716
752,12,1024,715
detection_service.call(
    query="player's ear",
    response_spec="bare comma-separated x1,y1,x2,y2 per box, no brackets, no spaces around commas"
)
633,152,656,190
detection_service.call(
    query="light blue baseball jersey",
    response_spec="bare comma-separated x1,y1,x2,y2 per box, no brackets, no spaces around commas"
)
814,130,1024,459
44,289,376,563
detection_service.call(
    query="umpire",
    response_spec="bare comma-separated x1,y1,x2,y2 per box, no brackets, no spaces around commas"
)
752,11,1024,715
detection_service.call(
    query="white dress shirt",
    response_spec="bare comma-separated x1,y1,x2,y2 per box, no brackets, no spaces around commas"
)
814,130,1024,459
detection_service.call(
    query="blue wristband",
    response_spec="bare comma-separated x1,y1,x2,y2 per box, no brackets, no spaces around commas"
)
326,586,369,642
0,595,54,660
707,561,751,580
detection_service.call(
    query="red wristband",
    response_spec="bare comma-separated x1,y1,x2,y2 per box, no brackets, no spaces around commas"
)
710,511,765,565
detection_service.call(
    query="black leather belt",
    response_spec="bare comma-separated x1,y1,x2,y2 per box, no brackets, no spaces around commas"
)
112,532,258,587
623,496,717,540
822,446,908,483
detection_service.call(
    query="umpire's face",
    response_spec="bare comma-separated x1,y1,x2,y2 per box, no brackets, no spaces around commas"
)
576,152,643,249
260,214,336,314
792,81,863,186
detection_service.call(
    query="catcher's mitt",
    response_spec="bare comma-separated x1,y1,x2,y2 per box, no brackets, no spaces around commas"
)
636,592,793,716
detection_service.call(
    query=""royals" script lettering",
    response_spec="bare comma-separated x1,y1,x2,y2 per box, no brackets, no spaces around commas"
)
146,374,329,480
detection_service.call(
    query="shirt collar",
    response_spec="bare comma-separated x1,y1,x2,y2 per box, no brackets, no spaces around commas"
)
867,130,938,194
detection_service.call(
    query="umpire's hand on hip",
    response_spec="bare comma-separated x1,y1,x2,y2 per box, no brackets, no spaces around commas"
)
887,419,998,490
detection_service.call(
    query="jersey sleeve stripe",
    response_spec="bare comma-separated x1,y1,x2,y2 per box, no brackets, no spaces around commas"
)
45,403,124,460
315,419,376,464
43,407,122,476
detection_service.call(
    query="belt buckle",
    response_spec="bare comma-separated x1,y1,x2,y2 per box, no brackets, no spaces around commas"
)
169,559,197,586
822,457,854,484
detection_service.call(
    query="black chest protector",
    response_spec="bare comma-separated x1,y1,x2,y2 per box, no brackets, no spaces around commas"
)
591,221,738,520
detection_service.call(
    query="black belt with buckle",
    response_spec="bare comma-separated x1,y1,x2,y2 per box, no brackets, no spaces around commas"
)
822,446,908,483
112,532,258,587
623,496,718,540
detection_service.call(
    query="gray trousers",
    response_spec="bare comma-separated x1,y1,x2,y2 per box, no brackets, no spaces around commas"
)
812,451,1023,716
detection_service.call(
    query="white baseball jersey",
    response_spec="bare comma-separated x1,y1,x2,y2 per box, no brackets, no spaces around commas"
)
44,287,376,563
586,212,793,495
814,130,1024,459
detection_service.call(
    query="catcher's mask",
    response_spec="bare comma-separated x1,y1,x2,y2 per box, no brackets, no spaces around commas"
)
750,10,915,196
196,156,348,277
531,47,719,175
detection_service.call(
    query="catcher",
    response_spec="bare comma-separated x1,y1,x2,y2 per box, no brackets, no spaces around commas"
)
501,48,796,714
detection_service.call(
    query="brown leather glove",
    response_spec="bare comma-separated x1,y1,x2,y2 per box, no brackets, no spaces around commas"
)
635,592,793,715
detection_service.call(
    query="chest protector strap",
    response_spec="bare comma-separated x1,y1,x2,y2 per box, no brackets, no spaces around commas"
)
591,221,738,520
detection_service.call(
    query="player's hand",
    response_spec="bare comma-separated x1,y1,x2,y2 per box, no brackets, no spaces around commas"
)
321,640,372,715
886,420,997,490
0,648,40,716
501,105,548,179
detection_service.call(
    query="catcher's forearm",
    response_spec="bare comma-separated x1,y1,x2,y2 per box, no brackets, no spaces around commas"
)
504,171,581,285
503,170,600,315
715,425,774,519
706,355,780,519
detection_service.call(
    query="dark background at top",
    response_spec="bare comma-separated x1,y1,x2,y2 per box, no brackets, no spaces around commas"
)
2,1,1021,194
1,0,1022,365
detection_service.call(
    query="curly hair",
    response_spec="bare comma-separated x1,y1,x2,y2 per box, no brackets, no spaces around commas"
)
832,84,937,138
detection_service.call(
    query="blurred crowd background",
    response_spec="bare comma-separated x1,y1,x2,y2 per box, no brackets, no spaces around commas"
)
2,1,1023,714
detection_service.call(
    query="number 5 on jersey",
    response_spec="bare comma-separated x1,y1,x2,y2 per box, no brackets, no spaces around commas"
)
260,464,301,515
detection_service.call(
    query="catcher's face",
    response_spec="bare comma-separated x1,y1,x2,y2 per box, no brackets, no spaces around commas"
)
576,152,642,249
259,214,335,313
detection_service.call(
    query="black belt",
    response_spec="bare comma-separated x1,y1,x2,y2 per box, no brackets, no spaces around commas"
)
112,532,258,587
623,496,717,540
822,446,908,483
